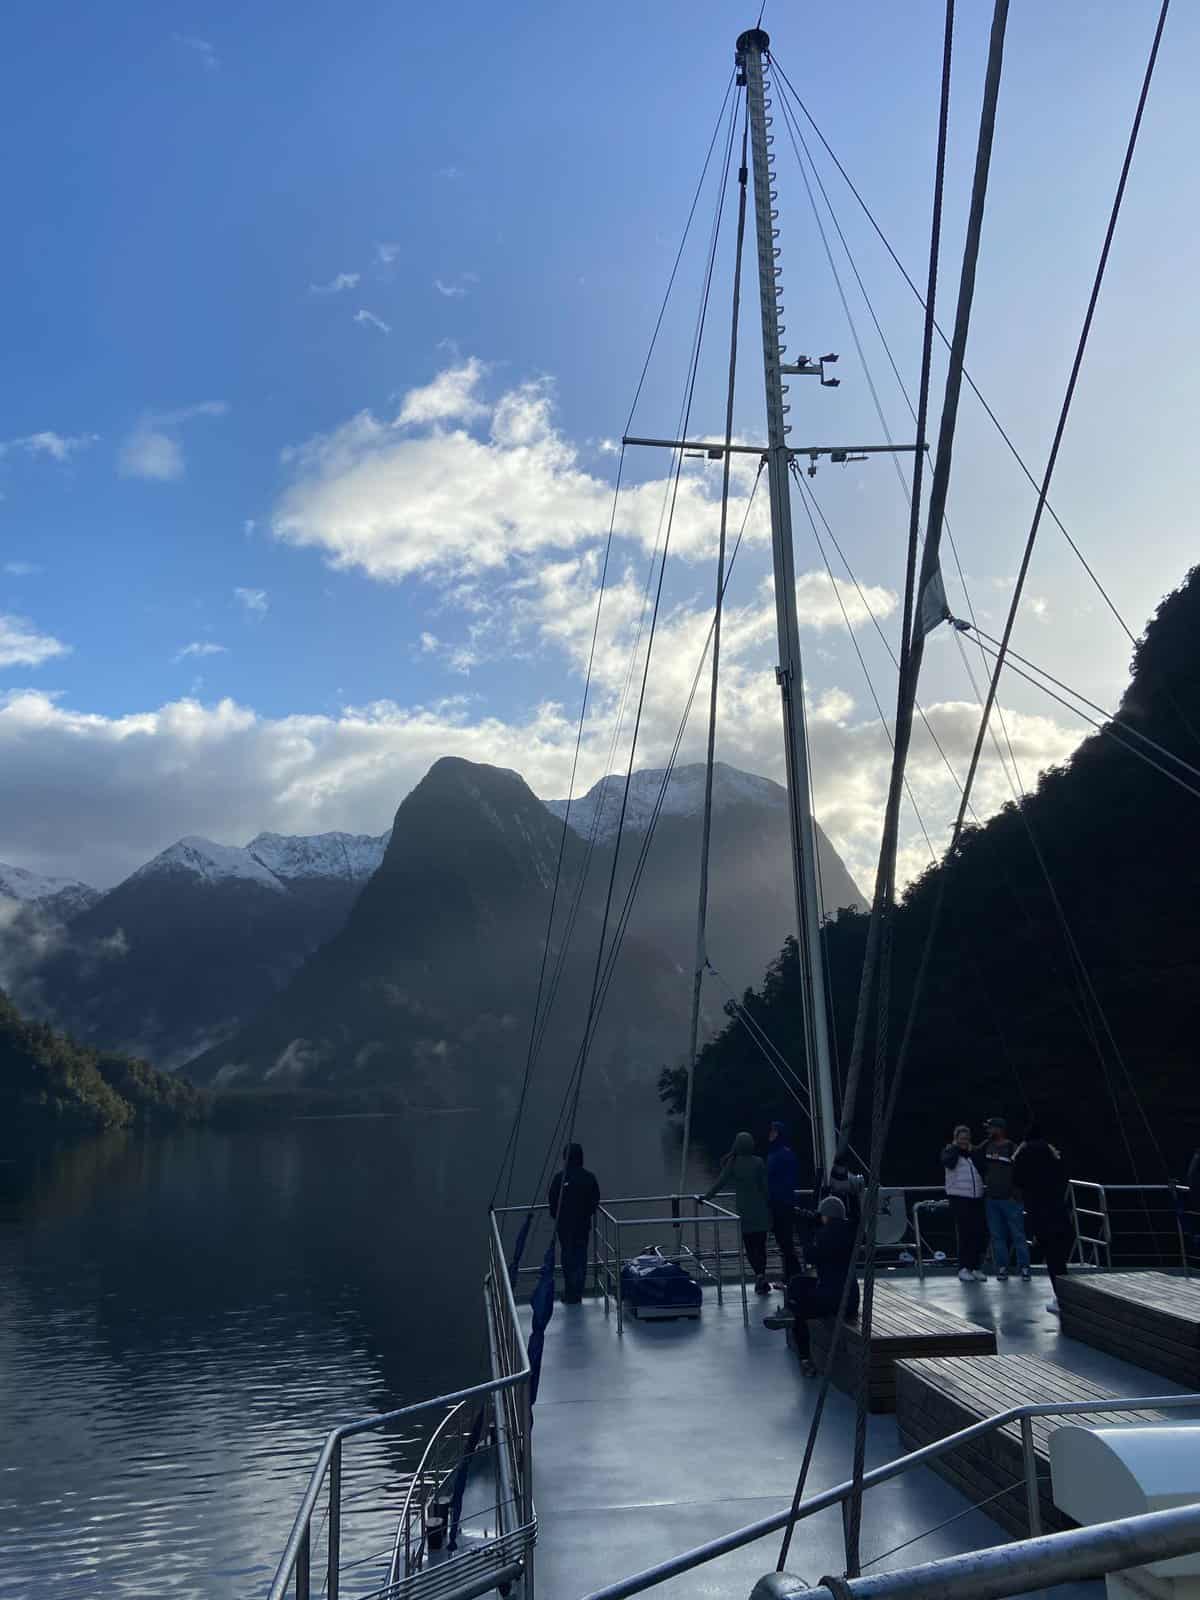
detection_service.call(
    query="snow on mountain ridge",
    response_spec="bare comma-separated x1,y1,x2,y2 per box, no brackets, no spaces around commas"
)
0,862,97,905
247,830,390,882
546,762,786,844
131,837,288,891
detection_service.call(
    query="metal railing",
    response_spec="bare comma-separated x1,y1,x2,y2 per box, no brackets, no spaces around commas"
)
267,1212,534,1600
593,1193,748,1334
754,1499,1200,1600
575,1389,1200,1600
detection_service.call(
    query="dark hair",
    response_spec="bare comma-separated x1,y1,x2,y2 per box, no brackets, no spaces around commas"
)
953,1123,972,1137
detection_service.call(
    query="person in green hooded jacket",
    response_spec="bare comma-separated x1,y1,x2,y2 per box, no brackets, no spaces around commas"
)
702,1130,771,1295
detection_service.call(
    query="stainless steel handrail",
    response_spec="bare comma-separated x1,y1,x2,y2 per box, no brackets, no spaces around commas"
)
575,1389,1200,1600
268,1212,532,1600
388,1401,466,1590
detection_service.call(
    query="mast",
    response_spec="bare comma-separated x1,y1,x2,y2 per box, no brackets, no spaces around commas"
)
736,27,838,1178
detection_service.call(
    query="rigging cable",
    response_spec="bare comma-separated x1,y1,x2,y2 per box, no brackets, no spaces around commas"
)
679,103,751,1196
492,74,738,1211
777,0,1000,1575
561,83,740,1159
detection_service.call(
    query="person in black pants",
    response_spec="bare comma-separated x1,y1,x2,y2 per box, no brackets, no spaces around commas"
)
778,1195,859,1376
941,1123,988,1281
548,1143,600,1304
766,1120,801,1283
1014,1126,1072,1314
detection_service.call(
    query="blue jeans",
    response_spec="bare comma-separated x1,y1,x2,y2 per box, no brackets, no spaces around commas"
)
987,1197,1030,1272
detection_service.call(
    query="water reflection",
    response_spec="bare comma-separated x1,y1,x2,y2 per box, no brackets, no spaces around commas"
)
0,1095,699,1597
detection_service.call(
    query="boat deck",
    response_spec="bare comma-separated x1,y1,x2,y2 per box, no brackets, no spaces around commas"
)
528,1271,1200,1600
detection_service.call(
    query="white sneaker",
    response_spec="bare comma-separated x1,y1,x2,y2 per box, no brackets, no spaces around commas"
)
1046,1300,1060,1315
958,1267,974,1282
972,1270,988,1281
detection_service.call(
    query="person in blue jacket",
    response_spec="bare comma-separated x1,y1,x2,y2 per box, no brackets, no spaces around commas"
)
767,1120,801,1282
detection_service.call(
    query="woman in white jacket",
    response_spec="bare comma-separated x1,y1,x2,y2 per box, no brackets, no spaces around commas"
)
942,1124,988,1281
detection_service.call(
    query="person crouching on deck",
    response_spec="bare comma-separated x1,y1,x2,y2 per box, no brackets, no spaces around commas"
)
788,1195,860,1377
702,1131,770,1295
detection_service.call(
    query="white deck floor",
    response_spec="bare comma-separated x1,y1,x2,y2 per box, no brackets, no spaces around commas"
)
527,1270,1198,1600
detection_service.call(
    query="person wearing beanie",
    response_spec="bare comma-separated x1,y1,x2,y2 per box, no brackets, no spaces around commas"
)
780,1192,860,1376
767,1120,801,1281
702,1131,771,1294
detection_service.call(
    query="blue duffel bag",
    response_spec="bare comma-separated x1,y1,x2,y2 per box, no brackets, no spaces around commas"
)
620,1249,702,1310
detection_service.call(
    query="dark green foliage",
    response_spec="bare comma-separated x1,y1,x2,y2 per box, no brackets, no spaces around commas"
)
0,989,206,1145
666,568,1200,1186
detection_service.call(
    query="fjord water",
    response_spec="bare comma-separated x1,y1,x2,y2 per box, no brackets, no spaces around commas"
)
0,1106,684,1598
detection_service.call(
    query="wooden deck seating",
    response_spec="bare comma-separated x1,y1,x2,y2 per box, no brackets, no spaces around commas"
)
895,1353,1167,1537
806,1286,996,1413
1056,1271,1200,1386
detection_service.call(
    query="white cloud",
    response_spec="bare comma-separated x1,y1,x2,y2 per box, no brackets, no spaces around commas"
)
0,683,1082,893
234,587,268,616
397,357,488,426
310,272,360,295
353,309,391,335
119,429,184,481
0,616,69,669
434,273,477,298
174,33,218,70
173,641,228,662
375,242,402,266
4,562,42,577
437,166,465,180
0,431,98,463
244,519,257,537
118,402,227,481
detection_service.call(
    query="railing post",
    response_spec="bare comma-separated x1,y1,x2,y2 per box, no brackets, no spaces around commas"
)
616,1218,624,1336
327,1441,342,1600
714,1210,724,1305
1169,1182,1190,1279
1020,1415,1042,1537
296,1520,311,1600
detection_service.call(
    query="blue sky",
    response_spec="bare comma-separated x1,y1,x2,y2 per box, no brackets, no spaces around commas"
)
1,1,1197,889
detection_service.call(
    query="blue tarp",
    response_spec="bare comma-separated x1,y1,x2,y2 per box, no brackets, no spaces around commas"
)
526,1237,557,1410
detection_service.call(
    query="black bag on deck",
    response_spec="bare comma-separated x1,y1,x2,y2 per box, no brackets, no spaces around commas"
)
620,1249,702,1309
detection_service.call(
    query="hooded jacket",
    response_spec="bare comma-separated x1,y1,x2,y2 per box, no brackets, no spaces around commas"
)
705,1132,769,1234
767,1121,801,1210
548,1144,600,1245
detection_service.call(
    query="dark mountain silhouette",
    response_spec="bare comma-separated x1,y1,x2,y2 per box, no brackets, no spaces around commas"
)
186,757,688,1099
663,566,1200,1186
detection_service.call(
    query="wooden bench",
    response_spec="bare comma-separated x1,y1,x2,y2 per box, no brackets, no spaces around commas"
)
1057,1272,1200,1386
896,1353,1167,1538
806,1286,996,1413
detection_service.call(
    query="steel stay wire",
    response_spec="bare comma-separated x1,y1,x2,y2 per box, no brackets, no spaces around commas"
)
494,72,739,1210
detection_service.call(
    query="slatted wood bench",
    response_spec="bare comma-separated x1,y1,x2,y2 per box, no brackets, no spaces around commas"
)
896,1353,1167,1538
806,1286,996,1413
1057,1272,1200,1386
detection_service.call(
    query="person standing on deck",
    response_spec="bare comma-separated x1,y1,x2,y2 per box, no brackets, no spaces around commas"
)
1014,1125,1072,1314
548,1143,600,1304
981,1115,1031,1281
942,1123,988,1282
702,1131,771,1296
783,1196,860,1378
767,1120,801,1283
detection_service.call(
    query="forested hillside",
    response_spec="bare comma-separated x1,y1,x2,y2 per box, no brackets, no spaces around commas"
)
0,991,206,1143
663,568,1200,1185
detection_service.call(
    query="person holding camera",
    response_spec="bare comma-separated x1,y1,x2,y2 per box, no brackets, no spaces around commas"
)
941,1123,988,1282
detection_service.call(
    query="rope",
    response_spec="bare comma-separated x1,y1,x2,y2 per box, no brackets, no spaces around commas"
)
780,1,1003,1573
679,103,751,1197
828,0,955,1172
492,73,739,1211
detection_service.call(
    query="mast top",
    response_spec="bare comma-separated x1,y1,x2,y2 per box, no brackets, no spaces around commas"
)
735,27,770,59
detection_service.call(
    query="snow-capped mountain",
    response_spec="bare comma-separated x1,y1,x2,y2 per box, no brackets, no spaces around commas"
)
128,830,391,893
0,862,100,920
547,762,786,843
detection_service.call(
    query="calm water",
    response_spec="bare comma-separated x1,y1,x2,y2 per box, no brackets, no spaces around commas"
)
0,1106,685,1598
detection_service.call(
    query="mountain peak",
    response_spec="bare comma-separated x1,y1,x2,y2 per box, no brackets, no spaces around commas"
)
246,830,390,883
131,836,288,891
546,761,786,844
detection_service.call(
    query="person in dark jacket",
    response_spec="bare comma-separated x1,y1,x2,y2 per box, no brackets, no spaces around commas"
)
942,1123,988,1282
786,1195,860,1377
980,1115,1031,1280
548,1143,600,1304
1013,1125,1072,1313
767,1120,801,1283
